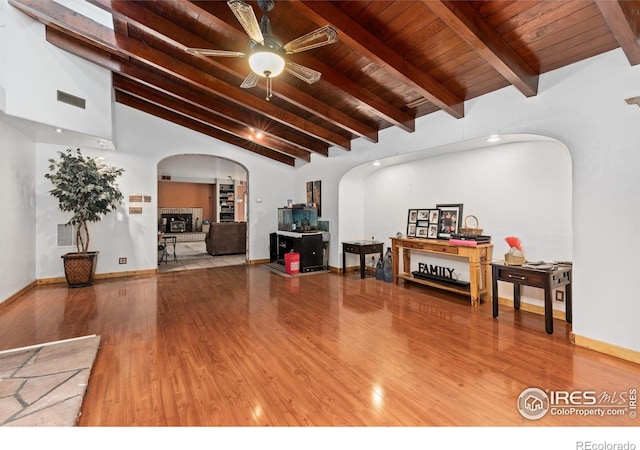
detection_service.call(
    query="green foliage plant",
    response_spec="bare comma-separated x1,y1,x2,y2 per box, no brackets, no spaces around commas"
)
45,148,125,254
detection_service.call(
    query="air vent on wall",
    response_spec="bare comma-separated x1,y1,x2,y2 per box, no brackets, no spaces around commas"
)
57,90,86,109
57,224,76,247
161,175,171,180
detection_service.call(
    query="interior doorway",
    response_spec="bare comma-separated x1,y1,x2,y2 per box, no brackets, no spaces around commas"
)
157,154,248,272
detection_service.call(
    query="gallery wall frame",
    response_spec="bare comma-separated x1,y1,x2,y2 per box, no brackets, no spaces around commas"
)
406,207,453,239
435,203,464,238
306,180,322,217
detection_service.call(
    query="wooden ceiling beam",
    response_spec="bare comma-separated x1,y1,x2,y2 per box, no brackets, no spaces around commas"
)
91,0,378,143
595,0,640,66
45,27,328,158
9,0,349,151
423,0,539,97
189,0,416,133
115,91,296,166
286,51,416,133
288,0,464,119
113,75,313,162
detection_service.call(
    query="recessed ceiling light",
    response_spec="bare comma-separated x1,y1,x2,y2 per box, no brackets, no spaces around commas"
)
55,128,63,133
372,160,381,166
486,134,502,143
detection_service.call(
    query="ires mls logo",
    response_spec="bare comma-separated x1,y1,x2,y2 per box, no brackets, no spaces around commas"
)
517,387,637,420
518,388,550,420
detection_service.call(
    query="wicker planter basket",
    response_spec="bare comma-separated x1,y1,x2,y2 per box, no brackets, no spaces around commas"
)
62,252,99,287
459,215,483,236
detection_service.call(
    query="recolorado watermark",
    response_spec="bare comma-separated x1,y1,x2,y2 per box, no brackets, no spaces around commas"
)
575,442,636,450
517,387,637,420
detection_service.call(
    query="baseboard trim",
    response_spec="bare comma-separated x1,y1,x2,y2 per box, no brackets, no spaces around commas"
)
573,334,640,365
37,268,157,285
498,297,638,364
0,281,37,311
250,258,270,265
341,265,376,275
95,269,157,280
498,296,567,321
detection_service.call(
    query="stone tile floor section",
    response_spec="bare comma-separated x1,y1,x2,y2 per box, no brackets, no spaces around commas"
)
0,335,101,426
158,241,246,273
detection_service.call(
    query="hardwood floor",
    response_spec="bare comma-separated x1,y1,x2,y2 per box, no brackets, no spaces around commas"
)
0,264,638,427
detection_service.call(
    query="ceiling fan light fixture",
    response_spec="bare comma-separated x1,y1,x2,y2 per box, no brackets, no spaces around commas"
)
249,50,285,78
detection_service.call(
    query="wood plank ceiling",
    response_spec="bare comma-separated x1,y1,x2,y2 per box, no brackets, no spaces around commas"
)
9,0,640,166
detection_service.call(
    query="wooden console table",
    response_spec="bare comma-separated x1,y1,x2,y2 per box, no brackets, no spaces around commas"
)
491,262,572,334
390,237,493,306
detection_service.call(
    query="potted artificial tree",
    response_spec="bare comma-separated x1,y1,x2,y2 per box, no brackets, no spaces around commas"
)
45,148,125,287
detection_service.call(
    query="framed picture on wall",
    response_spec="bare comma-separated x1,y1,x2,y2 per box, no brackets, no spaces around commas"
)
436,203,463,238
306,180,322,217
417,209,430,221
313,180,322,217
306,181,313,205
408,209,418,223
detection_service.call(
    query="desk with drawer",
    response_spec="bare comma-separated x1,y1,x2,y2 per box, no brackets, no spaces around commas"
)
491,262,572,334
342,241,384,279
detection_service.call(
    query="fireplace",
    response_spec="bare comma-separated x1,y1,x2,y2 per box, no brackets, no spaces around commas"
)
161,213,192,233
158,208,203,232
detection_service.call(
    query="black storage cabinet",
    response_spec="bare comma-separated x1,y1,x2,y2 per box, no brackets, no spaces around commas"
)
270,232,324,273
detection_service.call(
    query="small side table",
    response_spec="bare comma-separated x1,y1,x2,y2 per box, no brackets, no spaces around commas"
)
342,241,384,279
160,235,178,264
491,261,572,334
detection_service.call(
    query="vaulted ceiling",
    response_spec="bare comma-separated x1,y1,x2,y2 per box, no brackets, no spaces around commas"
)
10,0,640,166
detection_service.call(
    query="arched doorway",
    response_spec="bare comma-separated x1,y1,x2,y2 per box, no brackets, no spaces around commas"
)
156,154,249,272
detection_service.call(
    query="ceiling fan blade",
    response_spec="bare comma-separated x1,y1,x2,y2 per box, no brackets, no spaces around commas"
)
283,25,338,54
285,62,322,84
185,48,246,58
227,0,264,45
240,72,260,89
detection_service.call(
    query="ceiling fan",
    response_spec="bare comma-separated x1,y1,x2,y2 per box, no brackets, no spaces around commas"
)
186,0,338,101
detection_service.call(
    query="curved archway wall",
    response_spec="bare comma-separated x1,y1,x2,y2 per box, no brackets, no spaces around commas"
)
294,49,640,357
157,154,248,227
340,135,572,311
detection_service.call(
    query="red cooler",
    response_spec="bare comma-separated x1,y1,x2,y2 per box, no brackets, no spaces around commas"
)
284,252,300,274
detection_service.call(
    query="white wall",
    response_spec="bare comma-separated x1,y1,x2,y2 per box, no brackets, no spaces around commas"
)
357,138,572,259
0,115,36,301
158,154,248,184
0,1,113,139
297,49,640,354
